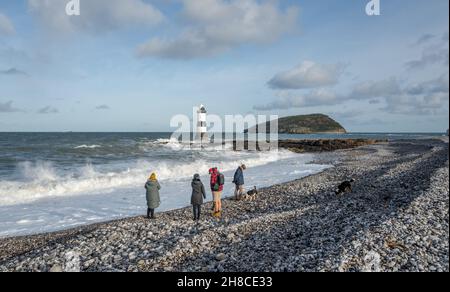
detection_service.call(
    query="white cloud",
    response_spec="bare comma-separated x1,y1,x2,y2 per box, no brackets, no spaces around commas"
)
137,29,227,60
406,74,449,95
413,34,435,46
349,78,402,99
28,0,164,34
405,32,449,70
330,110,365,120
268,61,345,90
256,74,449,115
254,88,340,110
137,0,298,59
0,45,29,63
95,104,110,110
0,68,29,76
384,92,449,115
405,47,449,70
0,12,15,35
443,32,449,42
349,75,449,115
0,101,22,113
38,106,59,114
384,76,449,115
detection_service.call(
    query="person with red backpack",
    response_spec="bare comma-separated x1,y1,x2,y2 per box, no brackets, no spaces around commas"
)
209,167,225,217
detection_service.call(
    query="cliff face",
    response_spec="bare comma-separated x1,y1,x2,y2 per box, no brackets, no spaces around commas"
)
247,114,347,134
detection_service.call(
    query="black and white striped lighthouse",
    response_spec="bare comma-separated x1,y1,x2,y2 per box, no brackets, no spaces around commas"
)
196,104,208,144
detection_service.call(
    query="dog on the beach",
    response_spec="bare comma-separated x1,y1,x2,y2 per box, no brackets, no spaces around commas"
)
335,179,355,195
242,186,258,201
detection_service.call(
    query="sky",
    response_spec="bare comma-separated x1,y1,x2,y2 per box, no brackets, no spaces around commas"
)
0,0,448,132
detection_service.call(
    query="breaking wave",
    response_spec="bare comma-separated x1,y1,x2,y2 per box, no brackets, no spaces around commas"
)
74,145,102,149
0,149,301,206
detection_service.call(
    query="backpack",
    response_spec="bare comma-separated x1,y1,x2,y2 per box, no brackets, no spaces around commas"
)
218,173,225,186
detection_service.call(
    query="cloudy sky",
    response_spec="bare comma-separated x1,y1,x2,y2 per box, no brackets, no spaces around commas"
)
0,0,448,132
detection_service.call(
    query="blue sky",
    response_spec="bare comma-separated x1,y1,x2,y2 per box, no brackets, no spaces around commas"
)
0,0,448,132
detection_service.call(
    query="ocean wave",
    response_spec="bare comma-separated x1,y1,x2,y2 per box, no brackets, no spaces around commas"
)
74,145,102,149
155,138,179,144
0,150,302,206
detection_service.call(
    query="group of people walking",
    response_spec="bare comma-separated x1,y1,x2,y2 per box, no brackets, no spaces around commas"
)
144,164,247,221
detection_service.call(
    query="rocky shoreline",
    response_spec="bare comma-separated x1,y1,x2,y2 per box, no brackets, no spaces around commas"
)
0,138,448,272
232,138,382,152
278,138,383,153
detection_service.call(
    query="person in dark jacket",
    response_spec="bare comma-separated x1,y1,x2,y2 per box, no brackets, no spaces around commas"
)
191,174,207,221
145,172,161,219
233,164,246,201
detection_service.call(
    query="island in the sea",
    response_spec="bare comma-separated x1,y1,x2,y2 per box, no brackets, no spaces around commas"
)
246,113,347,134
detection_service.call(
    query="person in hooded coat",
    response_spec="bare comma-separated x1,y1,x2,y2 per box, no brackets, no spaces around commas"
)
191,174,207,221
145,172,161,219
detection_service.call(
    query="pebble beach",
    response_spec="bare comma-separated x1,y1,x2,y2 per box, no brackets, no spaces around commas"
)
0,138,448,272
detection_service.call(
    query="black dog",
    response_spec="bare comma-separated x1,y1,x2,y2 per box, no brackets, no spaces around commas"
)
335,179,355,195
243,186,258,201
247,186,258,196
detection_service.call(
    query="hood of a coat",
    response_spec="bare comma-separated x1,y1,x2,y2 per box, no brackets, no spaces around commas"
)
192,179,203,186
146,179,157,186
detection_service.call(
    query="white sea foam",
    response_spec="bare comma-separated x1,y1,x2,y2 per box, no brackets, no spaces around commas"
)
155,138,179,144
18,161,58,182
74,145,102,149
0,149,332,237
0,149,301,206
0,135,335,237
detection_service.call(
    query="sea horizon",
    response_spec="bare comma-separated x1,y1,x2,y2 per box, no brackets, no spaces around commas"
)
0,131,447,134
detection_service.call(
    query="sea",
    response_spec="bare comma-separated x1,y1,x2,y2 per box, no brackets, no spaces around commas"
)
0,132,445,237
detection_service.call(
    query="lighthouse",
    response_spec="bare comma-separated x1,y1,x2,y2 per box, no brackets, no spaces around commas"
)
196,104,208,144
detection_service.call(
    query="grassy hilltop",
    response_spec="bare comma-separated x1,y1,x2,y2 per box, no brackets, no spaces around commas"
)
246,114,347,134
